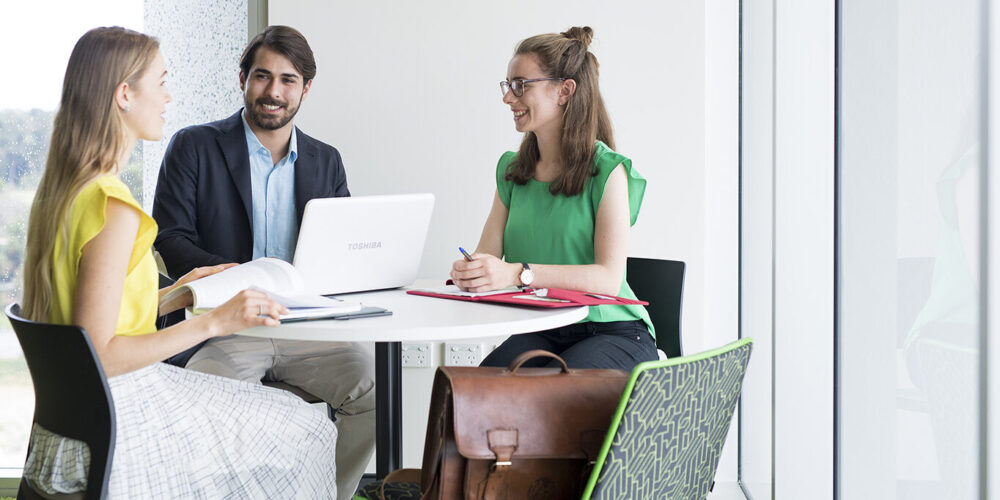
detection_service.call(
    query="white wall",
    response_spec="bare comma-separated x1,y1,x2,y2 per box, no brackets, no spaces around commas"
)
271,0,740,480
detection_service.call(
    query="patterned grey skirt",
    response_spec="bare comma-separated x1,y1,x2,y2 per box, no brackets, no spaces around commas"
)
23,362,338,498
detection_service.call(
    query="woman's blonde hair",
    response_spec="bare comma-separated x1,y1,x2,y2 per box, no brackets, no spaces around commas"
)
505,26,614,196
22,27,159,321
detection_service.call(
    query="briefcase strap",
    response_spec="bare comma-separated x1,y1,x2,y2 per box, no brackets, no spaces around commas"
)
377,468,423,500
508,350,570,373
481,429,519,499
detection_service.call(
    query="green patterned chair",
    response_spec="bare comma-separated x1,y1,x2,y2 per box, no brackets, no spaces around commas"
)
581,337,752,499
356,338,753,500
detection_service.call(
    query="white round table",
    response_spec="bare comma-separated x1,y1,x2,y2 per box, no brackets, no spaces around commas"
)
237,279,588,477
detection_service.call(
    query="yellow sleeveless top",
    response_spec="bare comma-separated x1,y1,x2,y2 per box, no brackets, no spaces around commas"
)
50,175,159,336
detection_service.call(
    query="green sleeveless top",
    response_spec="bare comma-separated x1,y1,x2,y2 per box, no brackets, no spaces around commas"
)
496,141,654,337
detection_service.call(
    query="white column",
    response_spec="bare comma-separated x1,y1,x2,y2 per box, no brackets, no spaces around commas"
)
837,0,898,496
704,0,741,486
985,0,1000,497
772,0,835,497
142,0,247,210
739,0,776,495
741,0,835,497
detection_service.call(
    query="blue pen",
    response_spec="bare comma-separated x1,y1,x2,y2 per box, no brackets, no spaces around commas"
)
459,247,473,261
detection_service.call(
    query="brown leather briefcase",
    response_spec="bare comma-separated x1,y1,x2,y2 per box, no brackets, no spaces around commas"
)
414,350,629,500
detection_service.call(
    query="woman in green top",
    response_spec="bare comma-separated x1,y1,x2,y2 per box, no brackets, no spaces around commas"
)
449,26,657,371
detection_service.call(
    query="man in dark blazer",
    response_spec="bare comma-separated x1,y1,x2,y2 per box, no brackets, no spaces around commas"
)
152,26,373,500
152,110,349,273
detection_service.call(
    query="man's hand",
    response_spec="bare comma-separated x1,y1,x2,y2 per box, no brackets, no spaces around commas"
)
174,263,238,288
159,263,239,313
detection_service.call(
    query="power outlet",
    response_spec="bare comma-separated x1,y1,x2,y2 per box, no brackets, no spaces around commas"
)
401,343,432,368
444,342,482,367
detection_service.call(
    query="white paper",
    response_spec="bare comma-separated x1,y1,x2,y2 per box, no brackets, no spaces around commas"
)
249,285,362,318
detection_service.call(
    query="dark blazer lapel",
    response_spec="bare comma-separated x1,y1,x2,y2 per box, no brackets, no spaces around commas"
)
293,127,318,225
216,110,254,228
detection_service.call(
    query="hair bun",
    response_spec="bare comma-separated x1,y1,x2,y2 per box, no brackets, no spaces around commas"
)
562,26,594,49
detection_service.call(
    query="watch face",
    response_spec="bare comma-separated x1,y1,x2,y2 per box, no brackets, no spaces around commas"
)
520,268,535,286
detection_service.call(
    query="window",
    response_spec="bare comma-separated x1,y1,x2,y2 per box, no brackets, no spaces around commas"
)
838,1,984,496
0,3,144,474
0,0,246,478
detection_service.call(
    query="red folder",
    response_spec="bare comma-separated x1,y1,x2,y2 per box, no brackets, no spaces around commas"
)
406,286,648,309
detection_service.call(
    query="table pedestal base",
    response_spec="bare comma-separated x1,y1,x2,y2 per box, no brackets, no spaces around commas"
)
375,341,402,478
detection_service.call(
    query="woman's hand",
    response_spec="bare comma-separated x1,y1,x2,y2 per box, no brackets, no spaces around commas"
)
159,263,238,313
450,253,521,292
201,289,289,337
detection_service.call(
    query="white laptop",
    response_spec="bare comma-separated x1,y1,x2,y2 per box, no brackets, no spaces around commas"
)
292,193,435,295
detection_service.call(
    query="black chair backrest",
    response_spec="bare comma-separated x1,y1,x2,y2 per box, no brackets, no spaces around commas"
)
5,304,115,500
625,257,685,358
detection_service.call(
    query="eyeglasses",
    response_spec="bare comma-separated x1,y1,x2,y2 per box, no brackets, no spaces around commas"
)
500,77,566,97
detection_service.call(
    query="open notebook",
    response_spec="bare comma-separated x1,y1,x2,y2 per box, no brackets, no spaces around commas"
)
160,258,371,321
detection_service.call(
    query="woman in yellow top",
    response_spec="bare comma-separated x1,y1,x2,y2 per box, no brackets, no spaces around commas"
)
20,27,337,498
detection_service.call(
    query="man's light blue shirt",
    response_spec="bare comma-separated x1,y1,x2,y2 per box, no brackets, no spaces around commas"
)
242,112,299,262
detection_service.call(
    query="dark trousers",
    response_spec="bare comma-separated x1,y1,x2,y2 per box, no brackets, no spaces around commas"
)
480,320,658,372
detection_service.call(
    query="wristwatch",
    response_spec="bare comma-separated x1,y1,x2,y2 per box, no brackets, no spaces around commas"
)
519,263,535,287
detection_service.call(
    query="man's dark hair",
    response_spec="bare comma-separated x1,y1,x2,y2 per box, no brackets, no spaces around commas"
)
240,25,316,82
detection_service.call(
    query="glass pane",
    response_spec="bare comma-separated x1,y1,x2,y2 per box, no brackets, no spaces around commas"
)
0,108,49,469
0,2,143,471
838,0,982,497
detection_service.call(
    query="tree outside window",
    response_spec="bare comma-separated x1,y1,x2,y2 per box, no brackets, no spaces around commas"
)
0,2,144,473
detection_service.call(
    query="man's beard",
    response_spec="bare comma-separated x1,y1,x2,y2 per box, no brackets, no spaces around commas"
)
245,96,300,130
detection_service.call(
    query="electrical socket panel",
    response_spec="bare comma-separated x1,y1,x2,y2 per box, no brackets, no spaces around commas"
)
444,342,482,367
401,343,432,368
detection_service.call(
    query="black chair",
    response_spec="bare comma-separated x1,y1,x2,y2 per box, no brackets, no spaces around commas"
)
5,304,115,500
626,257,685,358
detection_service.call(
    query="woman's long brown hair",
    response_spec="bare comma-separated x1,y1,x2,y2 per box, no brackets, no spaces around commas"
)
22,27,158,321
505,26,614,196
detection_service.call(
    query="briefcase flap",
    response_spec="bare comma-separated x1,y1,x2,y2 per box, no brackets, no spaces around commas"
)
441,365,628,461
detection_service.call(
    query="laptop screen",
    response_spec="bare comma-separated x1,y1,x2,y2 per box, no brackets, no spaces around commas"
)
292,193,435,295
